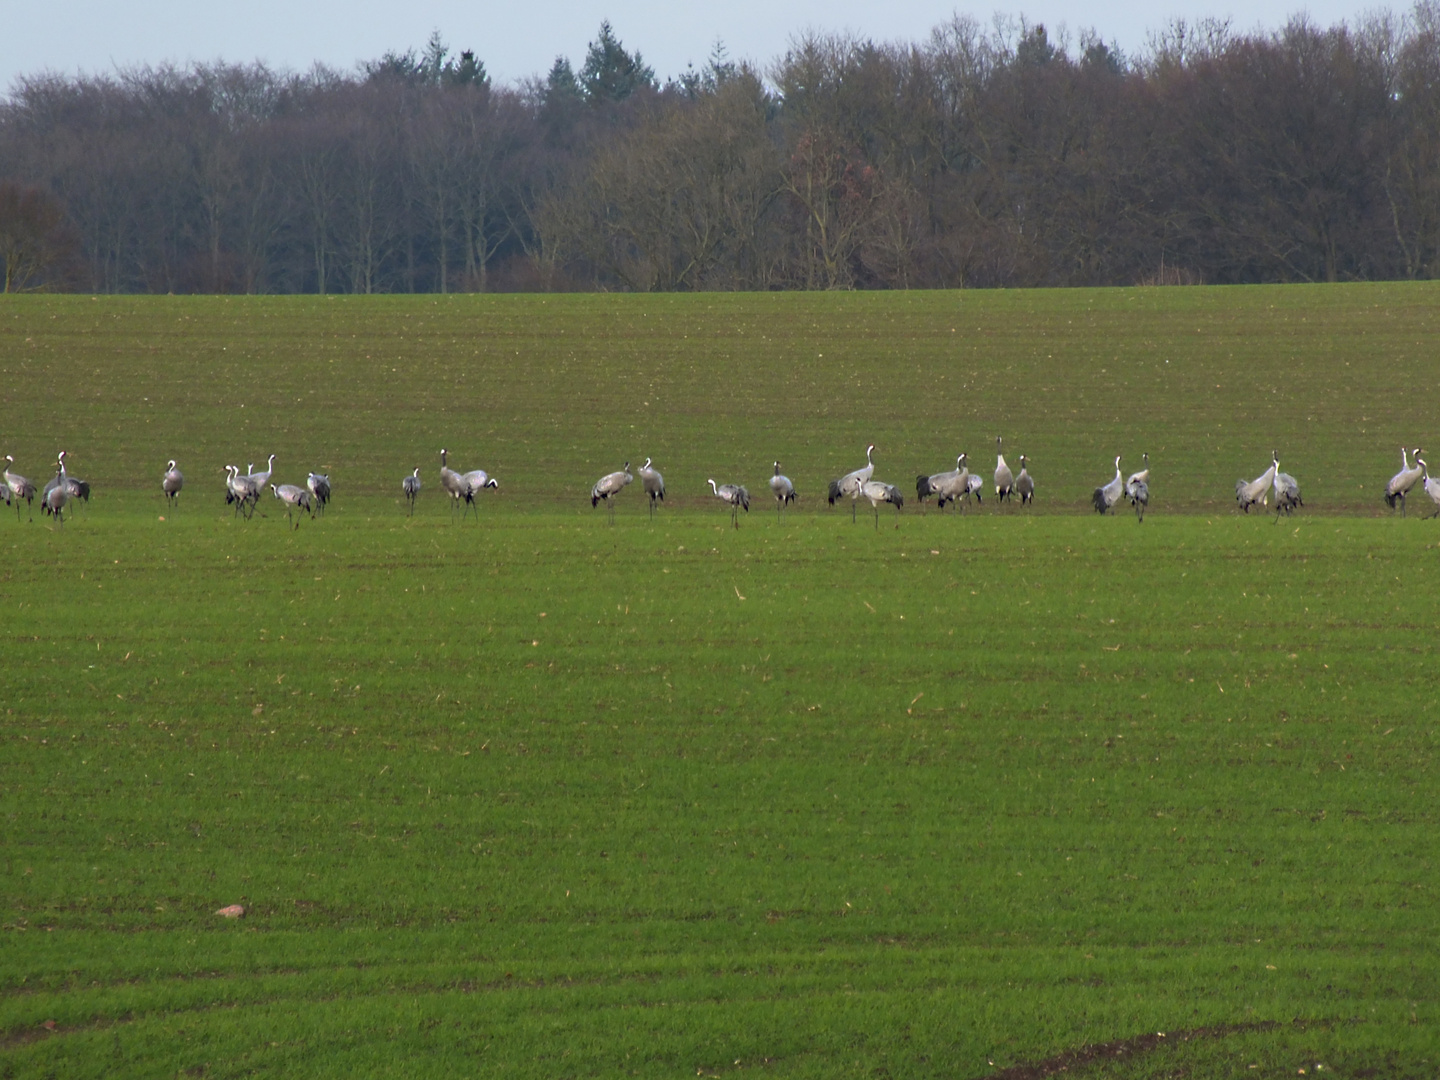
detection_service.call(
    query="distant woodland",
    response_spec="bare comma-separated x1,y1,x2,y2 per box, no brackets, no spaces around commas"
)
3,6,1440,293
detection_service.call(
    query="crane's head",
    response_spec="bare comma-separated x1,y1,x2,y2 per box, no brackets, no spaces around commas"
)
412,467,420,477
167,460,176,470
440,448,448,464
4,455,11,464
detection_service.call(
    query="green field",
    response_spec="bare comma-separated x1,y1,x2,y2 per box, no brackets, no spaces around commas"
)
2,286,1437,1078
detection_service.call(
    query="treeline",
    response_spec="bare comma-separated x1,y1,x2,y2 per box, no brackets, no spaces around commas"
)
3,6,1440,293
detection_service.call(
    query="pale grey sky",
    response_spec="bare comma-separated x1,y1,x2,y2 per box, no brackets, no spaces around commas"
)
6,0,1385,94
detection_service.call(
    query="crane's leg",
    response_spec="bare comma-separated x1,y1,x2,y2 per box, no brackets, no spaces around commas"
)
1401,495,1407,518
851,499,857,523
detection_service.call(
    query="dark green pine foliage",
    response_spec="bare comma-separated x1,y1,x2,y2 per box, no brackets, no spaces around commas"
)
579,21,656,104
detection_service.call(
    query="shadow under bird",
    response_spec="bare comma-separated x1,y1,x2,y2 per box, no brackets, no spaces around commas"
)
828,444,875,522
163,461,183,508
402,468,421,515
1125,453,1149,522
639,458,665,518
1092,456,1123,514
769,462,796,512
591,462,633,523
1384,446,1423,516
4,456,37,520
271,482,312,529
708,479,749,527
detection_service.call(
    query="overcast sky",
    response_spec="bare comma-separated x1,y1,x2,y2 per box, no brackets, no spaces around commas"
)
7,0,1385,94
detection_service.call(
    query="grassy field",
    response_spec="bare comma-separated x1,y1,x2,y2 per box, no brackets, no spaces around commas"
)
1,285,1438,1078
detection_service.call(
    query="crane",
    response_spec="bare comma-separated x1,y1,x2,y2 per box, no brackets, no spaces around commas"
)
1092,455,1123,514
42,454,70,526
858,478,903,529
828,443,875,522
769,462,796,512
402,468,421,515
4,456,37,521
708,478,750,527
1236,454,1277,513
439,449,468,515
639,458,665,518
1015,455,1034,507
1272,453,1302,519
1418,458,1440,518
307,473,331,516
270,482,312,529
591,462,633,522
162,461,183,509
917,455,968,512
459,469,497,520
1125,453,1149,522
994,437,1014,502
1384,447,1424,517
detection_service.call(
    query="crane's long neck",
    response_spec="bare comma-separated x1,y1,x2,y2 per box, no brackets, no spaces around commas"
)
708,479,718,494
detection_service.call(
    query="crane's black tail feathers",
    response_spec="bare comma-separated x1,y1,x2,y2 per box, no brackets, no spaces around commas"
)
1385,491,1399,509
916,475,934,500
827,479,842,505
1092,488,1109,513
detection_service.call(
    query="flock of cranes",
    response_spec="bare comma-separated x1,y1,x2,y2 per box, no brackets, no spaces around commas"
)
7,443,1440,528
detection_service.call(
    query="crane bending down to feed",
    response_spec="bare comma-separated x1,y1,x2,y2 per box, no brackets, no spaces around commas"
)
1092,456,1123,514
994,437,1014,503
1126,453,1149,522
162,461,183,508
5,456,37,520
1236,454,1277,513
770,462,796,512
271,482,312,529
964,473,984,506
828,444,875,522
460,469,497,520
402,468,421,515
1015,455,1034,507
1272,454,1302,519
307,473,331,516
591,462,633,523
859,478,903,529
639,458,665,518
708,479,750,527
1418,458,1440,518
1385,447,1424,517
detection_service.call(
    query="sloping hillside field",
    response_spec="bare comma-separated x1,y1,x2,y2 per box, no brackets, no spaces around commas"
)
2,286,1437,1078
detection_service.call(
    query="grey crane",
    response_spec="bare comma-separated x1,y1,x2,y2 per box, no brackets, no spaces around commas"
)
858,478,903,529
270,482,312,529
307,473,331,516
1272,453,1302,519
227,464,261,518
402,468,421,515
708,478,750,527
964,472,984,506
1015,454,1035,507
1125,453,1149,522
591,461,633,523
769,462,797,513
459,468,498,520
1092,455,1124,514
45,451,89,510
994,437,1014,503
162,461,183,509
4,456,37,521
639,457,666,518
439,449,468,515
828,443,875,522
1384,446,1424,516
1235,455,1277,513
916,454,968,512
42,454,69,526
250,454,276,492
1418,458,1440,518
